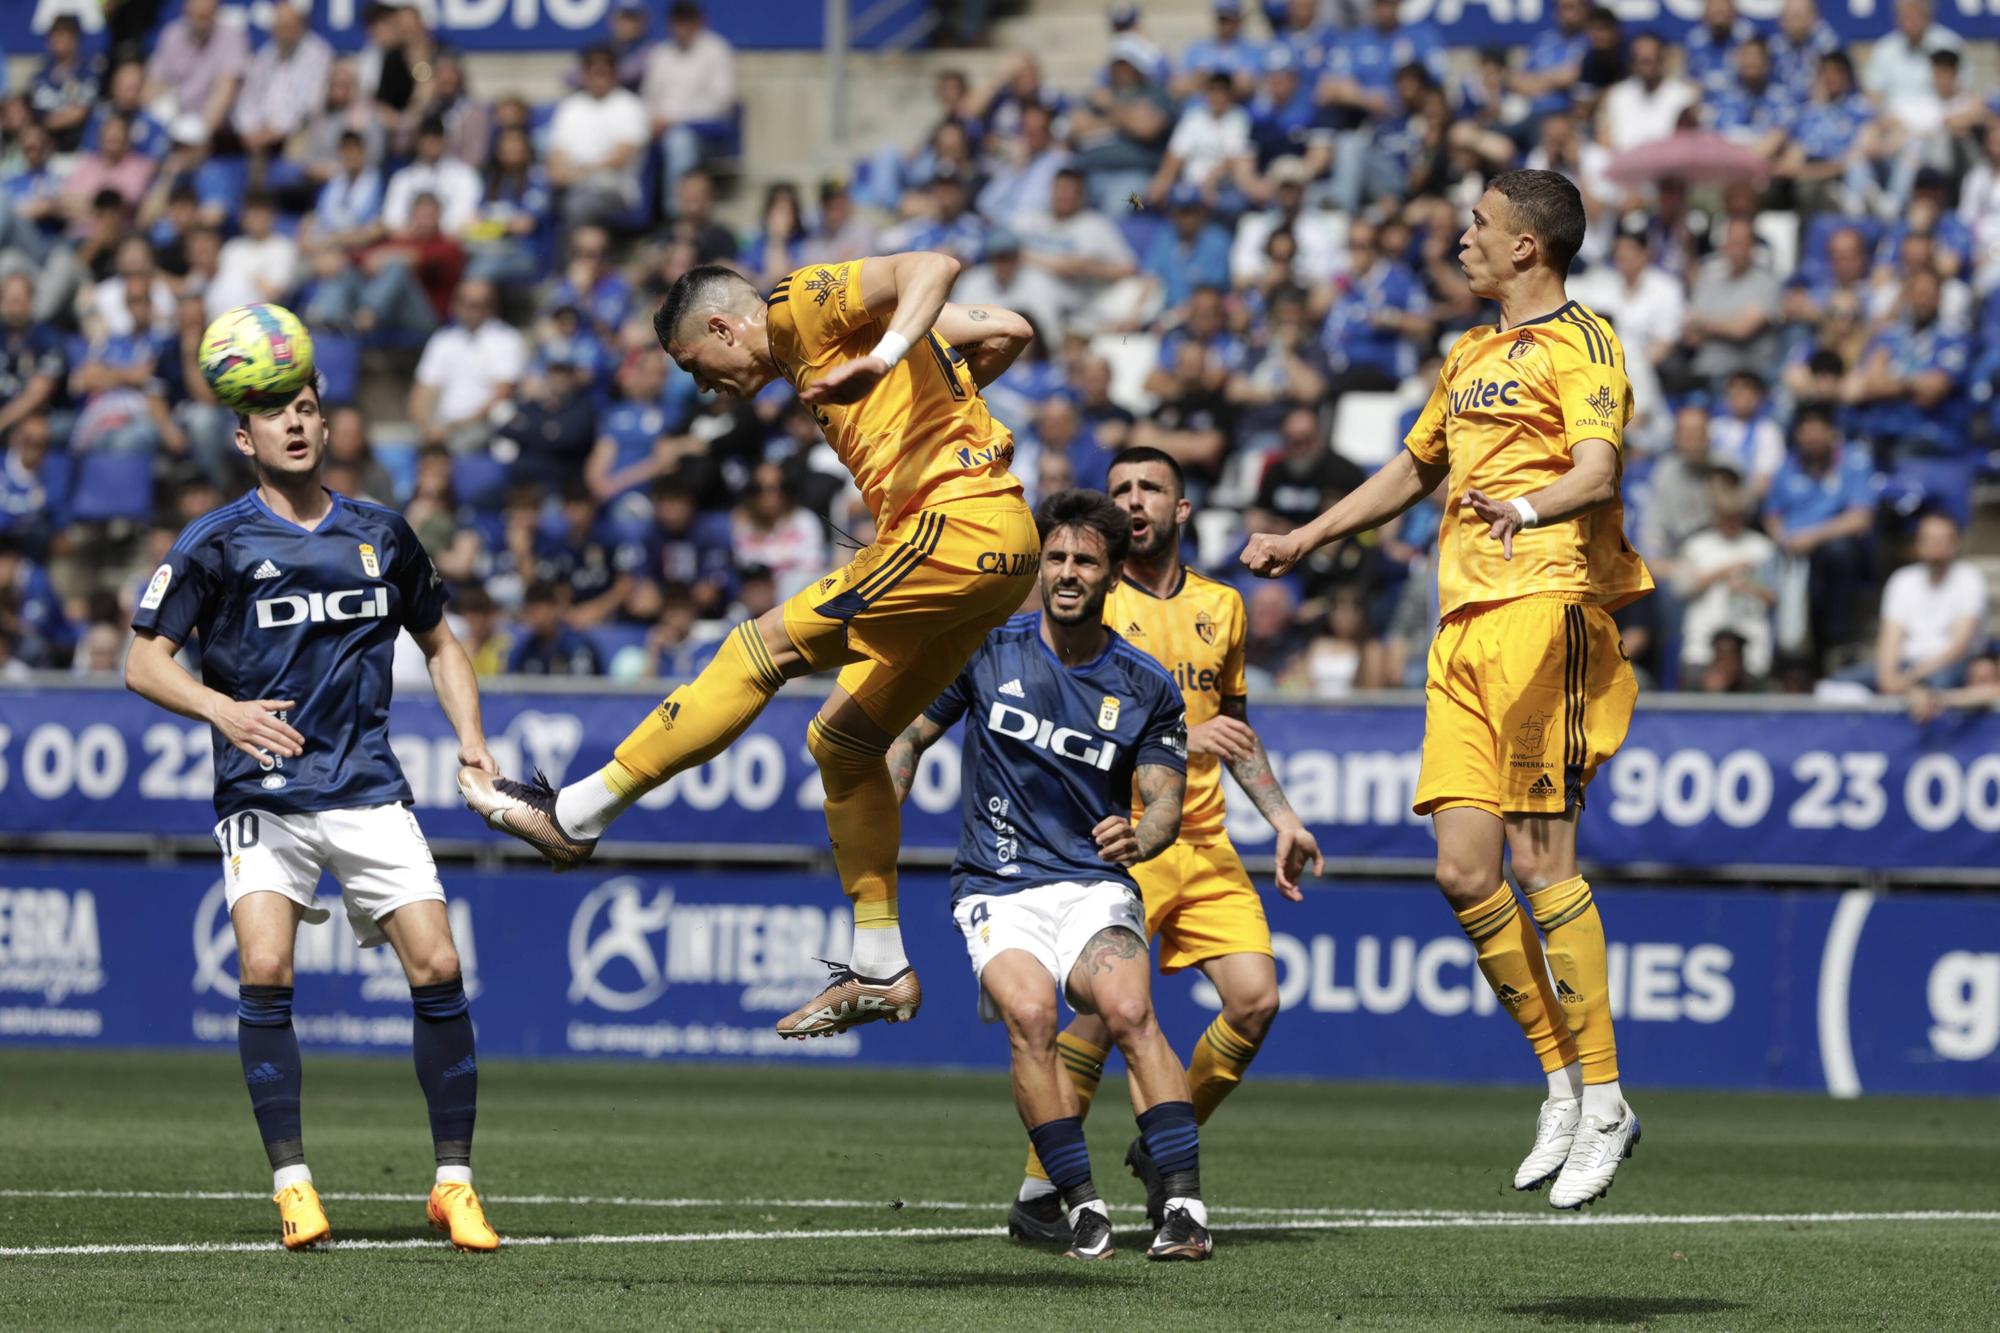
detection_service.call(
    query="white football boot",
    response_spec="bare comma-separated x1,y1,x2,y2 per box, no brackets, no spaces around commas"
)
1513,1095,1580,1192
1548,1105,1641,1210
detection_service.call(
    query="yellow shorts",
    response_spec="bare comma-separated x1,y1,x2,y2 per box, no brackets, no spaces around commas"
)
1413,595,1637,819
782,498,1040,733
1133,838,1272,975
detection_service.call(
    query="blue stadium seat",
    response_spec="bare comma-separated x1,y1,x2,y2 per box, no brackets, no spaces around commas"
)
67,450,154,524
313,330,361,407
587,622,651,663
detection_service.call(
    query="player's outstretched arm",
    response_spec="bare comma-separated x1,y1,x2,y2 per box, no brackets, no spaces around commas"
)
411,617,496,775
1243,448,1448,578
885,713,950,806
933,302,1035,388
800,250,963,408
1215,696,1322,901
125,629,305,764
1462,438,1618,561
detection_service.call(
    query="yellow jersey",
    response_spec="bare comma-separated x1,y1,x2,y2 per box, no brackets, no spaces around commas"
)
1402,300,1653,619
766,259,1022,530
1104,568,1247,846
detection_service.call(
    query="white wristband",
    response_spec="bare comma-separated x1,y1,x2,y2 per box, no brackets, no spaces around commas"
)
1510,497,1540,529
871,330,913,369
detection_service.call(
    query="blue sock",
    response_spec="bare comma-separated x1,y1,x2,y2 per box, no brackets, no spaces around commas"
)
237,984,305,1170
1137,1099,1201,1199
1026,1116,1099,1209
410,978,477,1167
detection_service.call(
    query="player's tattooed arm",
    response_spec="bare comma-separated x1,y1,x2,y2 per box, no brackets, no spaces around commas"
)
933,302,1034,388
885,714,949,805
1218,695,1322,900
1131,763,1186,863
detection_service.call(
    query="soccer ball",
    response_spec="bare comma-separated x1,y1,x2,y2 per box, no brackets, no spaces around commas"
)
199,303,316,414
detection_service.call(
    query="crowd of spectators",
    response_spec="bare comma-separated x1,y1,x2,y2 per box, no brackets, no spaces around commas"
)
1,0,1997,702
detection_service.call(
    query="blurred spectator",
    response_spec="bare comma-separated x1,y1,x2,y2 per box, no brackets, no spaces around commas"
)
1143,187,1233,317
1069,39,1174,212
1248,403,1363,534
1708,371,1786,500
603,0,656,91
30,16,97,154
206,191,299,318
1242,578,1303,688
1015,167,1145,333
1682,217,1779,385
408,280,526,451
506,581,601,677
589,349,692,519
1770,0,1842,103
1231,157,1343,288
1763,404,1875,667
666,168,740,264
61,115,157,223
313,130,385,249
883,169,985,265
1684,0,1756,97
542,485,632,628
1319,217,1430,398
465,125,550,287
1676,474,1780,679
420,51,493,171
88,236,175,341
729,463,830,602
640,1,739,198
1775,51,1874,214
233,3,332,166
798,178,877,266
309,191,461,335
0,273,65,447
1149,72,1255,208
451,584,512,677
549,46,649,228
955,229,1065,350
1862,0,1963,106
1866,512,1987,692
1512,0,1589,120
978,103,1066,227
496,344,599,492
1230,290,1329,442
635,477,734,620
144,0,249,148
383,118,482,237
1598,32,1697,153
326,407,396,504
0,534,74,668
1287,587,1389,697
1175,0,1265,102
1844,266,1971,478
1636,403,1718,582
1696,627,1764,693
744,183,808,286
1909,651,2000,722
86,61,172,164
0,416,69,560
545,224,632,344
298,60,384,186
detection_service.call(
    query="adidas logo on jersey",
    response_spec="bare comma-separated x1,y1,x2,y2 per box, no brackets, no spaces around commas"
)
999,678,1026,699
1529,773,1557,795
1123,621,1146,638
253,560,282,580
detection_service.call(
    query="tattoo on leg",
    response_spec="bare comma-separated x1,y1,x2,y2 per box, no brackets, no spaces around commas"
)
1083,926,1143,976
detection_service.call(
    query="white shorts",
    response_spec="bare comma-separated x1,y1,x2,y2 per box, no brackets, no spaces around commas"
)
953,879,1148,1003
214,803,445,948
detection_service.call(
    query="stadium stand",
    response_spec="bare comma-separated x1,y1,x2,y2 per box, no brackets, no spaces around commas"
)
0,0,1996,702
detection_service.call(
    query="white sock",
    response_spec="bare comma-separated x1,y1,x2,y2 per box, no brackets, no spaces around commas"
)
849,923,908,978
555,768,634,841
1163,1196,1208,1228
1066,1198,1109,1228
1582,1079,1624,1123
1018,1176,1057,1203
1547,1061,1583,1100
435,1164,473,1187
273,1163,312,1193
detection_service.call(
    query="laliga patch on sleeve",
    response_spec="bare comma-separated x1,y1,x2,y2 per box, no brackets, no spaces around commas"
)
140,564,172,611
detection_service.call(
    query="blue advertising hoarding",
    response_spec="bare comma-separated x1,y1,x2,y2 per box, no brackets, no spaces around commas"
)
0,683,1994,875
1,861,1995,1095
7,0,1999,60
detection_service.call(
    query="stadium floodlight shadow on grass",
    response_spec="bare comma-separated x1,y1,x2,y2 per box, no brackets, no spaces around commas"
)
1500,1296,1748,1323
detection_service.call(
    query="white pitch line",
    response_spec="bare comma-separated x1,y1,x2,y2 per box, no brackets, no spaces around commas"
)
2,1212,1996,1259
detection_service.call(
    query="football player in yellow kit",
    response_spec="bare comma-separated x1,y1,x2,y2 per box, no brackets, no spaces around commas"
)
462,253,1042,1039
1245,170,1652,1209
1008,447,1324,1242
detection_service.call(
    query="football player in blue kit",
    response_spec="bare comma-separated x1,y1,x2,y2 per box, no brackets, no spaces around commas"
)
884,489,1213,1263
124,378,502,1253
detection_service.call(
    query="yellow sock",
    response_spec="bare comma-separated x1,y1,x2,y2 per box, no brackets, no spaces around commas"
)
1455,885,1578,1075
806,715,904,952
1187,1014,1260,1125
1024,1033,1108,1182
610,621,784,789
1527,876,1619,1084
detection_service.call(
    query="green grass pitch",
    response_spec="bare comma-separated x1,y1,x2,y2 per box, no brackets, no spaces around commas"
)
1,1049,1994,1330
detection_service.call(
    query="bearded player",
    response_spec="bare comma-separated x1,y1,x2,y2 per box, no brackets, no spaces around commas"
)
125,379,500,1250
461,254,1040,1039
1009,446,1323,1242
1245,170,1652,1209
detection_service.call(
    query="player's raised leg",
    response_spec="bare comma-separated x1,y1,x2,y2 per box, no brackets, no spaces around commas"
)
377,900,498,1251
1507,810,1639,1209
1433,804,1584,1189
231,890,329,1251
459,611,814,867
983,948,1116,1260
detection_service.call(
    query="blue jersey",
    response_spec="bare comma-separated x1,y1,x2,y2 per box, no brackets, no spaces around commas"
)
131,490,448,820
925,614,1187,904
